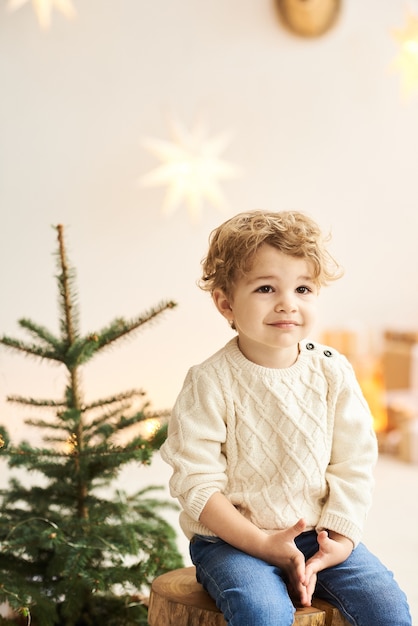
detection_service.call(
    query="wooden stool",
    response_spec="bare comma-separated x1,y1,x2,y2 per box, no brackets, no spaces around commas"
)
148,566,350,626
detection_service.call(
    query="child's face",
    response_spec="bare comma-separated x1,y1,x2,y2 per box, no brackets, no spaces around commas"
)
213,244,319,367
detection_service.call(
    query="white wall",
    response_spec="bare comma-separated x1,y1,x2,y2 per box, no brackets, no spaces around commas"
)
1,0,417,522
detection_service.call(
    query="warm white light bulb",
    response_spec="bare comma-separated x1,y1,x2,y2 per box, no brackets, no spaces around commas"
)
142,418,161,440
392,12,418,98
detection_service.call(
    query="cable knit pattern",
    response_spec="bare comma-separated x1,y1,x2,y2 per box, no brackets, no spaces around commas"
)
161,338,378,547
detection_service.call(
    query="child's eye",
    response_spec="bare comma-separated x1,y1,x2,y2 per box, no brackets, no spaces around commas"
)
296,285,312,294
256,285,274,293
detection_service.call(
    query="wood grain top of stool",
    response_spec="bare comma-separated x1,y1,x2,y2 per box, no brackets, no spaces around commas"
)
148,566,350,626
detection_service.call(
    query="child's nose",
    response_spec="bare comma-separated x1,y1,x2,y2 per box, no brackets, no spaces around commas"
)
275,292,297,312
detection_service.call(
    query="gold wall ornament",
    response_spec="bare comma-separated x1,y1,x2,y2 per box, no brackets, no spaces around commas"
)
275,0,341,38
7,0,76,30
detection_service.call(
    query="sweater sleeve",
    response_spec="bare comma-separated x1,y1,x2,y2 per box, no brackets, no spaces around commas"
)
160,365,228,522
316,355,378,546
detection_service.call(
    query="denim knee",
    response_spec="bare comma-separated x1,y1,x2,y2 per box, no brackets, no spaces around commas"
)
190,535,295,626
316,543,412,626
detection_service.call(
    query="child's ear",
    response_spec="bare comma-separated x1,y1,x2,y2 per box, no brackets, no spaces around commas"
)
212,289,234,323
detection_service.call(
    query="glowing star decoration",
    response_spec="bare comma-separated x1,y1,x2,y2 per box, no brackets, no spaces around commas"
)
7,0,76,30
392,12,418,98
140,118,241,221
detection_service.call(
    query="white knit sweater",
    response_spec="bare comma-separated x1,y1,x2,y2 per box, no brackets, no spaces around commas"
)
161,338,378,547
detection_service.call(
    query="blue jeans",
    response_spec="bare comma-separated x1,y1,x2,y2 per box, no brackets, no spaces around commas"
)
190,531,412,626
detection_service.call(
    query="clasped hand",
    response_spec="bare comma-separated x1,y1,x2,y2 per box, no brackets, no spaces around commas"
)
261,519,353,607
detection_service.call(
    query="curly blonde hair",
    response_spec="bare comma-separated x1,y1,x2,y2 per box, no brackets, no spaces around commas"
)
199,210,343,296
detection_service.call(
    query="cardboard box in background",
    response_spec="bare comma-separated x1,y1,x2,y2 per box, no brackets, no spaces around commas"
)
399,419,418,464
382,330,418,391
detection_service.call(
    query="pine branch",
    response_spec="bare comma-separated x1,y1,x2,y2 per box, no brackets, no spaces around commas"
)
7,390,145,412
56,224,80,347
83,403,135,440
7,395,66,408
0,335,64,363
65,300,177,366
83,389,146,412
18,318,61,349
0,439,163,461
24,419,68,432
142,408,171,420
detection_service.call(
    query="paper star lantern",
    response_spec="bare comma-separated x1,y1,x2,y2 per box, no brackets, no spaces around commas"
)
139,117,241,221
392,12,418,98
7,0,76,30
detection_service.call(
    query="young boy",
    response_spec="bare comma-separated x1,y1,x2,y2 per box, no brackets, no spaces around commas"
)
161,210,411,626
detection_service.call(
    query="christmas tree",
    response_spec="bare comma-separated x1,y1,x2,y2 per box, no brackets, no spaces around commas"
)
0,225,183,626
